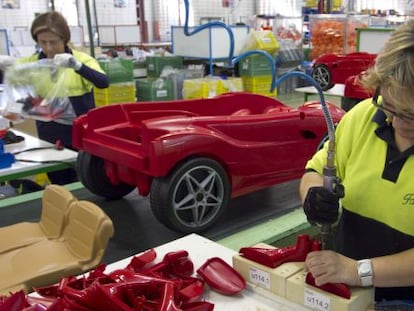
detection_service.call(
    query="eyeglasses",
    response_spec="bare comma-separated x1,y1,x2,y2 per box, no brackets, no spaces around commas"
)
372,88,414,121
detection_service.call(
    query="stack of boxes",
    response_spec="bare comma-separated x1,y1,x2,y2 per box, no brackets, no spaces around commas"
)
94,58,136,107
238,30,279,97
239,54,277,97
135,55,183,102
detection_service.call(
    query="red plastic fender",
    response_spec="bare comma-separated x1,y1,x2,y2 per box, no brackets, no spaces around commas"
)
197,257,246,295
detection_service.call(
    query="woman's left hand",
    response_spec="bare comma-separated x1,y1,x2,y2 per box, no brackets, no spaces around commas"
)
305,250,359,286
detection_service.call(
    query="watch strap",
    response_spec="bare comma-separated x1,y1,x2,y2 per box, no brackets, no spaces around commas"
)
357,259,373,287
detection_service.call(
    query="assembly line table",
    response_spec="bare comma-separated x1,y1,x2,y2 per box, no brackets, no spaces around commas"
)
0,130,78,183
295,83,345,102
105,233,311,311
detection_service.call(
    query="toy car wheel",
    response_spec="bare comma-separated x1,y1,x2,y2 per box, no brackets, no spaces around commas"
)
312,64,333,91
150,157,230,233
77,151,135,199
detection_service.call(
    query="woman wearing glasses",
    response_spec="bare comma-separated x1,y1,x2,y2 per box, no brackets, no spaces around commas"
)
300,19,414,301
17,11,109,185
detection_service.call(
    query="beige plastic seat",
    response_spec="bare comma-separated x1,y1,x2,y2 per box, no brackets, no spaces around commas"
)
0,185,76,254
0,200,114,294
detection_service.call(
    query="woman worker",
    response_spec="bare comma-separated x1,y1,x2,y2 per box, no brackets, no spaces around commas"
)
18,11,109,184
300,19,414,301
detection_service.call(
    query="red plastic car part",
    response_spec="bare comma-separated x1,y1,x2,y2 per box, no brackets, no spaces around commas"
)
2,248,252,310
197,257,246,295
126,248,157,270
304,241,351,299
0,290,26,311
305,272,351,299
180,301,214,311
136,250,194,278
239,234,314,268
29,248,213,311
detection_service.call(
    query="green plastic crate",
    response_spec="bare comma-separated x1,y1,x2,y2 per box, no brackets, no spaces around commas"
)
146,56,184,78
135,78,174,101
98,58,134,83
94,82,136,106
239,55,274,76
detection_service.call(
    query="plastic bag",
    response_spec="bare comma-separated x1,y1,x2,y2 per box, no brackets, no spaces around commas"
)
1,60,76,124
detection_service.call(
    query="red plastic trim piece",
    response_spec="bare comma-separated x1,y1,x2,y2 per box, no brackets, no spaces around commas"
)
197,257,246,295
305,272,351,299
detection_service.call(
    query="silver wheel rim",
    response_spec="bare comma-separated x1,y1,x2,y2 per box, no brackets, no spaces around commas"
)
313,66,330,89
172,165,225,229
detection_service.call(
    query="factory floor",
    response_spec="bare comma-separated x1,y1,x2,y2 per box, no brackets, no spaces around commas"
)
1,91,343,265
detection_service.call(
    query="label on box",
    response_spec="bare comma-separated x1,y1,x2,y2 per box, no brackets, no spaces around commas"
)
304,288,331,311
156,90,167,98
248,266,270,289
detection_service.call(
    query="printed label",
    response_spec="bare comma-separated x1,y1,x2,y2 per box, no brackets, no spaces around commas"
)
304,288,331,311
248,266,270,289
156,90,167,97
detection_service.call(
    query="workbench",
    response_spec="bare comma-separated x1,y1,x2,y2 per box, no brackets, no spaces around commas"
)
105,233,311,311
295,84,345,102
0,130,77,183
103,233,379,310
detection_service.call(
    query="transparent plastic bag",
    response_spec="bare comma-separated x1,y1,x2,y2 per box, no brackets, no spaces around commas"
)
1,60,75,124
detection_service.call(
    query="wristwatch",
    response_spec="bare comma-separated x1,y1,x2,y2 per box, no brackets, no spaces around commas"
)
357,259,373,287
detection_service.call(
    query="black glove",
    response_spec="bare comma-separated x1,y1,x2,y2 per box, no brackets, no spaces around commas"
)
303,186,343,225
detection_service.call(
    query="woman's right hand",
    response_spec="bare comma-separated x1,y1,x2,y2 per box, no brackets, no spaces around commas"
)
305,250,359,286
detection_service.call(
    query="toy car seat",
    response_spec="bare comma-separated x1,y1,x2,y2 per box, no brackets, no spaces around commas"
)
0,185,75,254
0,200,114,294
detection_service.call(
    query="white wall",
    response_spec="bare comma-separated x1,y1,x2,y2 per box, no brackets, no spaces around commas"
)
0,0,47,28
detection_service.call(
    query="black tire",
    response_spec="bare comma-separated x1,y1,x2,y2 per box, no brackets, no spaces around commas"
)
341,97,361,112
77,151,135,200
311,64,334,91
150,157,230,233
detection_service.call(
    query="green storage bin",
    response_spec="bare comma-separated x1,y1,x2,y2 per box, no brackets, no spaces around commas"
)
146,56,184,78
98,58,134,83
135,78,174,101
239,55,274,76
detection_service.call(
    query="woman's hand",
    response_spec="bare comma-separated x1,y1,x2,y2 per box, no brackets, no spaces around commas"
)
53,53,82,71
305,250,359,286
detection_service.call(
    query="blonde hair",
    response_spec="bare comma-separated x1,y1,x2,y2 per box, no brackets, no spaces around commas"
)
31,11,71,45
362,19,414,112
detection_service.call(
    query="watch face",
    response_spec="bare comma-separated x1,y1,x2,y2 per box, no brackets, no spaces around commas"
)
360,263,370,274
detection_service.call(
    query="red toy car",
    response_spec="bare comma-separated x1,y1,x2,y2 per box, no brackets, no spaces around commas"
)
342,72,374,111
311,52,376,91
73,92,344,233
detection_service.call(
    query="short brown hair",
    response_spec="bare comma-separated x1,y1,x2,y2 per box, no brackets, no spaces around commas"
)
31,11,70,44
